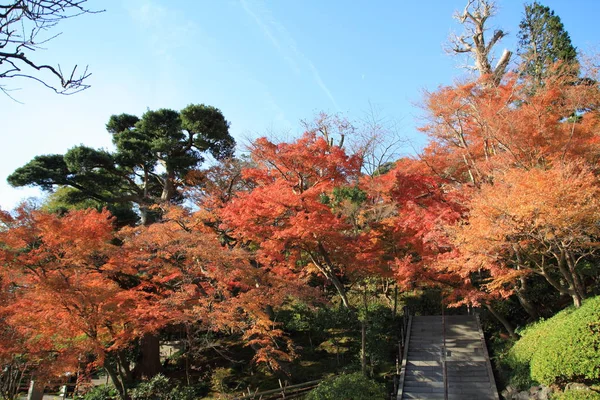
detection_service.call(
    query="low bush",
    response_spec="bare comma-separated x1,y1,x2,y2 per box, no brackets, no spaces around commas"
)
552,389,600,400
75,384,118,400
530,296,600,385
504,296,600,388
306,372,386,400
130,374,195,400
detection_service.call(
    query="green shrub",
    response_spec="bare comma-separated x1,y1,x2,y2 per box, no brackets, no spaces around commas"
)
505,296,600,387
74,384,118,400
552,389,600,400
503,307,575,388
531,297,600,385
306,372,386,400
130,374,195,400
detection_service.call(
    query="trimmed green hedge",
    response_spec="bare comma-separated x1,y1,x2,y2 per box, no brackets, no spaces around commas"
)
306,373,386,400
552,389,600,400
506,296,600,387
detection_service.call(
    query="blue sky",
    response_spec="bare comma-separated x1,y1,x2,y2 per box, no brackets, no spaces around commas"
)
2,0,599,210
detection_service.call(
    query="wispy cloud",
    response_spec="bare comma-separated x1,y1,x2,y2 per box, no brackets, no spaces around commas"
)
240,0,341,111
129,0,198,59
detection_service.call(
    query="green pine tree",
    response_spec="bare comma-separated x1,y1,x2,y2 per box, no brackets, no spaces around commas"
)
517,2,578,84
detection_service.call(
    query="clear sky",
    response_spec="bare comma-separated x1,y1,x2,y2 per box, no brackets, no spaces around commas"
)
1,0,599,210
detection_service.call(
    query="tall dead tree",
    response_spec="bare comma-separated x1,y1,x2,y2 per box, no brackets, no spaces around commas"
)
448,0,512,86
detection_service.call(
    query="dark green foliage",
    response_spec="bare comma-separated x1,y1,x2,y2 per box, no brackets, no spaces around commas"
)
363,303,396,370
129,374,196,400
331,186,367,206
319,186,367,207
8,154,72,190
8,104,234,224
306,372,386,400
503,296,600,388
402,290,443,316
517,1,578,83
42,186,139,226
74,384,119,400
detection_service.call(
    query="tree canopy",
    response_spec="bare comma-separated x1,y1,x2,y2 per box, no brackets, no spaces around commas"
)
517,1,578,83
8,104,235,225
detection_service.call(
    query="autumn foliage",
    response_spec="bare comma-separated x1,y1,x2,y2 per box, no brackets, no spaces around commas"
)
0,205,300,392
220,132,370,307
2,55,600,395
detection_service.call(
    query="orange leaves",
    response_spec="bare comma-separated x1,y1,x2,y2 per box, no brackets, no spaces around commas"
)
420,70,600,185
221,133,367,282
463,163,600,253
246,133,362,191
0,205,298,375
447,162,600,303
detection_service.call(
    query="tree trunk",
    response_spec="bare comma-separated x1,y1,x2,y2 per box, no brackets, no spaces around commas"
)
361,319,367,376
393,285,398,318
485,303,517,339
117,350,133,383
308,252,350,308
134,333,162,379
361,285,367,376
26,380,44,400
516,276,539,320
566,251,586,301
329,272,350,308
161,168,176,202
104,362,129,400
556,250,582,307
516,289,539,320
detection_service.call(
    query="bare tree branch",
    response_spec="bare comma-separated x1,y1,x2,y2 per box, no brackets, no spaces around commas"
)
0,0,103,98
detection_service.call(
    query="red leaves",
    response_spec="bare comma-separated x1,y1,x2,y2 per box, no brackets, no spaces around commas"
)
221,133,366,281
0,205,299,376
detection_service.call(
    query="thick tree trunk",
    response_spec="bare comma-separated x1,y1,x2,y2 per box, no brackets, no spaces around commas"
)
161,168,176,202
134,333,162,379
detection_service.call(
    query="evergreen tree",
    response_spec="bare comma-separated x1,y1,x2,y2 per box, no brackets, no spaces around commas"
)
517,2,578,83
8,104,235,225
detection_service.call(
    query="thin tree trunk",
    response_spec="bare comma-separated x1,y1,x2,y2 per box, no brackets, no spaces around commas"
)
516,275,539,320
393,285,398,318
516,289,539,320
104,362,128,400
117,351,132,383
556,250,582,307
307,251,349,308
485,303,517,339
361,285,367,376
565,250,586,301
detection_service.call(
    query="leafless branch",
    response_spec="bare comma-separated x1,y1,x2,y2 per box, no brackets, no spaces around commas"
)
0,0,103,98
446,0,512,85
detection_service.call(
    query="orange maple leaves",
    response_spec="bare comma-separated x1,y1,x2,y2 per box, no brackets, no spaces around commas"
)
0,205,300,379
